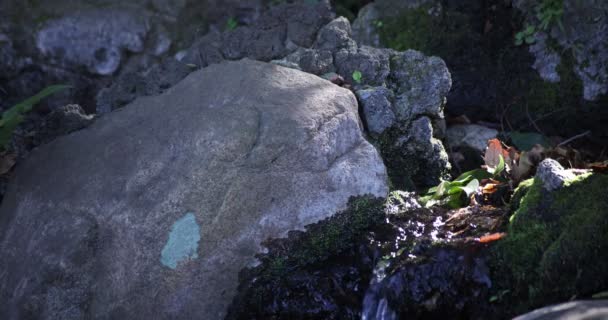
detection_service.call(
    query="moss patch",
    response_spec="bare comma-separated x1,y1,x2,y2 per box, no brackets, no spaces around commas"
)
378,5,471,58
490,173,608,315
227,195,385,318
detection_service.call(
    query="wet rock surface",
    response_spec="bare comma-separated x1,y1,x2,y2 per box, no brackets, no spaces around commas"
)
0,60,388,319
228,192,508,319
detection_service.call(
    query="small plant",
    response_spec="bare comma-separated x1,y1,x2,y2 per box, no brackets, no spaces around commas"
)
0,85,71,150
419,166,495,209
515,25,536,46
352,70,363,84
515,0,564,46
226,17,238,31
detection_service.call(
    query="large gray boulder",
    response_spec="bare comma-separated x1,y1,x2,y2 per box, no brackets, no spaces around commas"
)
513,300,608,320
0,59,388,319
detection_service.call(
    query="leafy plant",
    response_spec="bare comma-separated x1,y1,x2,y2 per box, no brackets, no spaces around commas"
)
0,85,71,150
420,167,494,209
515,25,536,46
515,0,564,46
352,70,363,84
420,137,549,209
226,17,238,31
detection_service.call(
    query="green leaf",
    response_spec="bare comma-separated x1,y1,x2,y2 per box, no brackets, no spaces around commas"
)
509,131,550,151
454,169,492,182
352,70,363,83
525,25,535,34
226,18,238,31
0,84,71,150
460,178,480,197
493,155,505,176
525,35,535,44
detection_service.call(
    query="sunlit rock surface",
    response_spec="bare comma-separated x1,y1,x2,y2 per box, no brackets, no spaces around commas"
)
0,60,388,319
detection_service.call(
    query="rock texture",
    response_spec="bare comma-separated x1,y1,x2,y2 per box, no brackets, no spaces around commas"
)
446,124,498,154
102,13,451,187
0,60,388,319
514,301,608,320
514,0,608,101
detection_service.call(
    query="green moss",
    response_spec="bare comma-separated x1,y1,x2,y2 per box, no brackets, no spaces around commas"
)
228,196,386,314
378,5,471,57
509,178,534,213
490,173,608,315
375,127,416,191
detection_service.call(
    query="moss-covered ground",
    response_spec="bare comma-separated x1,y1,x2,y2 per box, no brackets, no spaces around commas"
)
489,173,608,315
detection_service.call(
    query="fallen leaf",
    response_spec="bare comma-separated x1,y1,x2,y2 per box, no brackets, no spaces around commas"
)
588,161,608,173
482,183,499,194
484,139,508,172
478,232,506,243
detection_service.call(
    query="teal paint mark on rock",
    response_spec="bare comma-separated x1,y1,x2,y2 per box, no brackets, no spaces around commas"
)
161,213,200,269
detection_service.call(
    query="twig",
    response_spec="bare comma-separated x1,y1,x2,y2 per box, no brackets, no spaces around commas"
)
526,102,544,135
558,130,591,147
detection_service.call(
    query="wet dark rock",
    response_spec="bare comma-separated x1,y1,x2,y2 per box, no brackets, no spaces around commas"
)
228,191,505,319
362,247,491,320
96,57,193,113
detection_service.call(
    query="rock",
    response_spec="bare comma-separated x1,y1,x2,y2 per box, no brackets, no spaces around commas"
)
390,50,451,121
0,60,388,319
513,300,608,320
355,86,396,135
96,57,193,114
96,0,335,113
335,45,390,86
36,9,150,76
391,116,450,187
314,17,357,51
490,173,608,316
514,0,608,100
274,48,334,75
351,4,382,47
34,104,95,143
535,158,577,191
229,191,502,319
446,124,498,154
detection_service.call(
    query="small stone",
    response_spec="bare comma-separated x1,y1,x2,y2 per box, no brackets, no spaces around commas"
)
446,124,498,154
355,86,396,135
535,158,576,191
314,17,357,51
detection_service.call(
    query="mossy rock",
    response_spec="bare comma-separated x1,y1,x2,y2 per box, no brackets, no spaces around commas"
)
227,195,386,318
489,173,608,315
